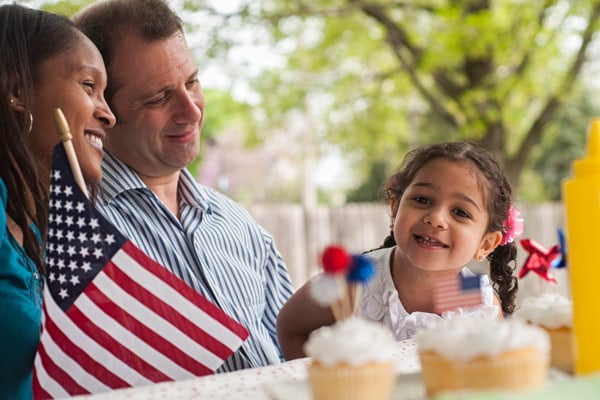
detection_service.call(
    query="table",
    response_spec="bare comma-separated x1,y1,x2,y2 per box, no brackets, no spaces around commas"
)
72,339,421,400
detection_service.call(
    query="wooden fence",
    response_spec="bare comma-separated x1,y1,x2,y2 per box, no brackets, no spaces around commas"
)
247,202,570,302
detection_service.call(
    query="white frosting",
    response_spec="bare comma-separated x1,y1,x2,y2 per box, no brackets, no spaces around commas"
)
513,294,573,329
416,315,549,361
303,317,395,367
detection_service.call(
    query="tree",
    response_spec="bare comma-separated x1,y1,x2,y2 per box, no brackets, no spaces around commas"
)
185,0,600,200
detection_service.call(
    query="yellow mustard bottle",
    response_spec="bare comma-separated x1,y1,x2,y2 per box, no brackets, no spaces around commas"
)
562,117,600,375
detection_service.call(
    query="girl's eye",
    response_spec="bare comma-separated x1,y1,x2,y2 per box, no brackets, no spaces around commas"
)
413,196,430,205
454,209,471,218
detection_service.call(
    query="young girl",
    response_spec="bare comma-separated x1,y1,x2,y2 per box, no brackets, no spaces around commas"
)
277,142,520,360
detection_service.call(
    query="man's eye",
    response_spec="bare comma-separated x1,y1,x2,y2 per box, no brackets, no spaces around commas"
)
186,78,200,89
145,95,168,106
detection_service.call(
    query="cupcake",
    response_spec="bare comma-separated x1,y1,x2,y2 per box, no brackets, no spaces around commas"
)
416,316,550,396
303,317,396,400
513,294,575,373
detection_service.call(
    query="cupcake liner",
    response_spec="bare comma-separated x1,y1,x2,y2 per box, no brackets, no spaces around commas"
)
308,361,396,400
545,326,575,374
419,347,549,396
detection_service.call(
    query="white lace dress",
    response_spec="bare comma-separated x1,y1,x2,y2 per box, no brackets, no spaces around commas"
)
359,247,499,341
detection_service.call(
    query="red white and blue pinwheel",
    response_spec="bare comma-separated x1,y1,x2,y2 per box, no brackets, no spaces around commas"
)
519,238,561,284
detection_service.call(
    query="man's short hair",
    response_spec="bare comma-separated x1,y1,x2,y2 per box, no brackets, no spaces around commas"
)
74,0,184,98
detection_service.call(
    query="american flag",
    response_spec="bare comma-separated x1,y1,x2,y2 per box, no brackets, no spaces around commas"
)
33,145,249,399
432,274,483,314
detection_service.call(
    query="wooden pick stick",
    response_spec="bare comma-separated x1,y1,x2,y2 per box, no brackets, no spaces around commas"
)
53,108,89,199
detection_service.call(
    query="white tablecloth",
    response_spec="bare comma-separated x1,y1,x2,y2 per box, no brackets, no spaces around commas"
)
72,339,421,400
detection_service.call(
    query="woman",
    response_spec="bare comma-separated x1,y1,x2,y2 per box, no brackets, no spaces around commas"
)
0,4,115,398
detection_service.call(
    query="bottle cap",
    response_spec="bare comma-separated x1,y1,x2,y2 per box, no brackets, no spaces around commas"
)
573,118,600,176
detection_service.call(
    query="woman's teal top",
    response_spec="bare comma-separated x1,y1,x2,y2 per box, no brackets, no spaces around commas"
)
0,178,43,400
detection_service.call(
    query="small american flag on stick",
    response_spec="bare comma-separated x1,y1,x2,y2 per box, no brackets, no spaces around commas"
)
33,144,248,399
433,274,483,314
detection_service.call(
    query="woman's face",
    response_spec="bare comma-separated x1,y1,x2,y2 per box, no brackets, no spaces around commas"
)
29,31,115,185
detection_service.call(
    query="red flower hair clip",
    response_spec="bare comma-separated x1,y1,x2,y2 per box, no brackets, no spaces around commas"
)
500,206,524,246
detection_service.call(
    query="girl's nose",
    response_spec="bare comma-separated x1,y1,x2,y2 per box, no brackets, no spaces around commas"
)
423,210,448,229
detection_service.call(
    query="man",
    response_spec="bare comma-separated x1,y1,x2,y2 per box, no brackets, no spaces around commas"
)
74,0,294,372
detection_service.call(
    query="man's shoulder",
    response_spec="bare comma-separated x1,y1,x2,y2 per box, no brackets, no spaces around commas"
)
180,171,253,216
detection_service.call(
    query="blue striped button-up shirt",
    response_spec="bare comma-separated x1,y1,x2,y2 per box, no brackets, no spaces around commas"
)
97,151,294,372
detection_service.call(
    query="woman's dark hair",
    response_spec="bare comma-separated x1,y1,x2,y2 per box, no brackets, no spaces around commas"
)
375,142,518,315
0,4,80,274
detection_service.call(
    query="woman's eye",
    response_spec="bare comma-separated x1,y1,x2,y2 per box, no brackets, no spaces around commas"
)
82,81,95,93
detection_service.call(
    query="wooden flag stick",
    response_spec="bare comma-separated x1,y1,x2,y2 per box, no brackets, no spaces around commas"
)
53,108,89,199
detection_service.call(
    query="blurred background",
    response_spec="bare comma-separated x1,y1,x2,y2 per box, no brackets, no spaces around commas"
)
15,0,600,300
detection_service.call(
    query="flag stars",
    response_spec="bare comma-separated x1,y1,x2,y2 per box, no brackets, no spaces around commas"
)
78,232,88,242
52,184,62,196
81,262,91,273
58,288,69,299
76,202,85,213
64,185,73,197
68,260,78,271
70,275,80,286
93,247,104,259
91,233,101,244
55,230,64,241
57,274,67,285
77,217,86,228
105,234,116,246
79,247,89,258
67,246,77,257
90,218,99,230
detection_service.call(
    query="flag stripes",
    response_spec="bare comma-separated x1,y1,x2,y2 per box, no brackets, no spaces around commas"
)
433,274,483,314
33,144,248,398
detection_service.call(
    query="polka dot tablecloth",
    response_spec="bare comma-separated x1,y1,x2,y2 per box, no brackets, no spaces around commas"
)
72,339,420,400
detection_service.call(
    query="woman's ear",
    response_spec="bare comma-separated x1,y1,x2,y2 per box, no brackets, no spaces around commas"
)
8,94,26,112
475,230,503,260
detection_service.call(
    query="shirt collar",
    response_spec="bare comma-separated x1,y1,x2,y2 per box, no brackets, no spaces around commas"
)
100,151,211,212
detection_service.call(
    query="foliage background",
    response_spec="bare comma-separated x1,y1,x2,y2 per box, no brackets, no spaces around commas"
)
19,0,600,205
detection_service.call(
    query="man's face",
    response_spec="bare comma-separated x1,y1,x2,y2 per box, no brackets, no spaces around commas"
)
106,32,205,180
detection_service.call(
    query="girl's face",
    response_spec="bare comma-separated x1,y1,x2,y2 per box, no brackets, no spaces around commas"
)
29,32,115,185
393,158,502,273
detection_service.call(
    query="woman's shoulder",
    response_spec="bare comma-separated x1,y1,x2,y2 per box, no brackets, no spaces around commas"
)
0,178,7,228
0,177,6,206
